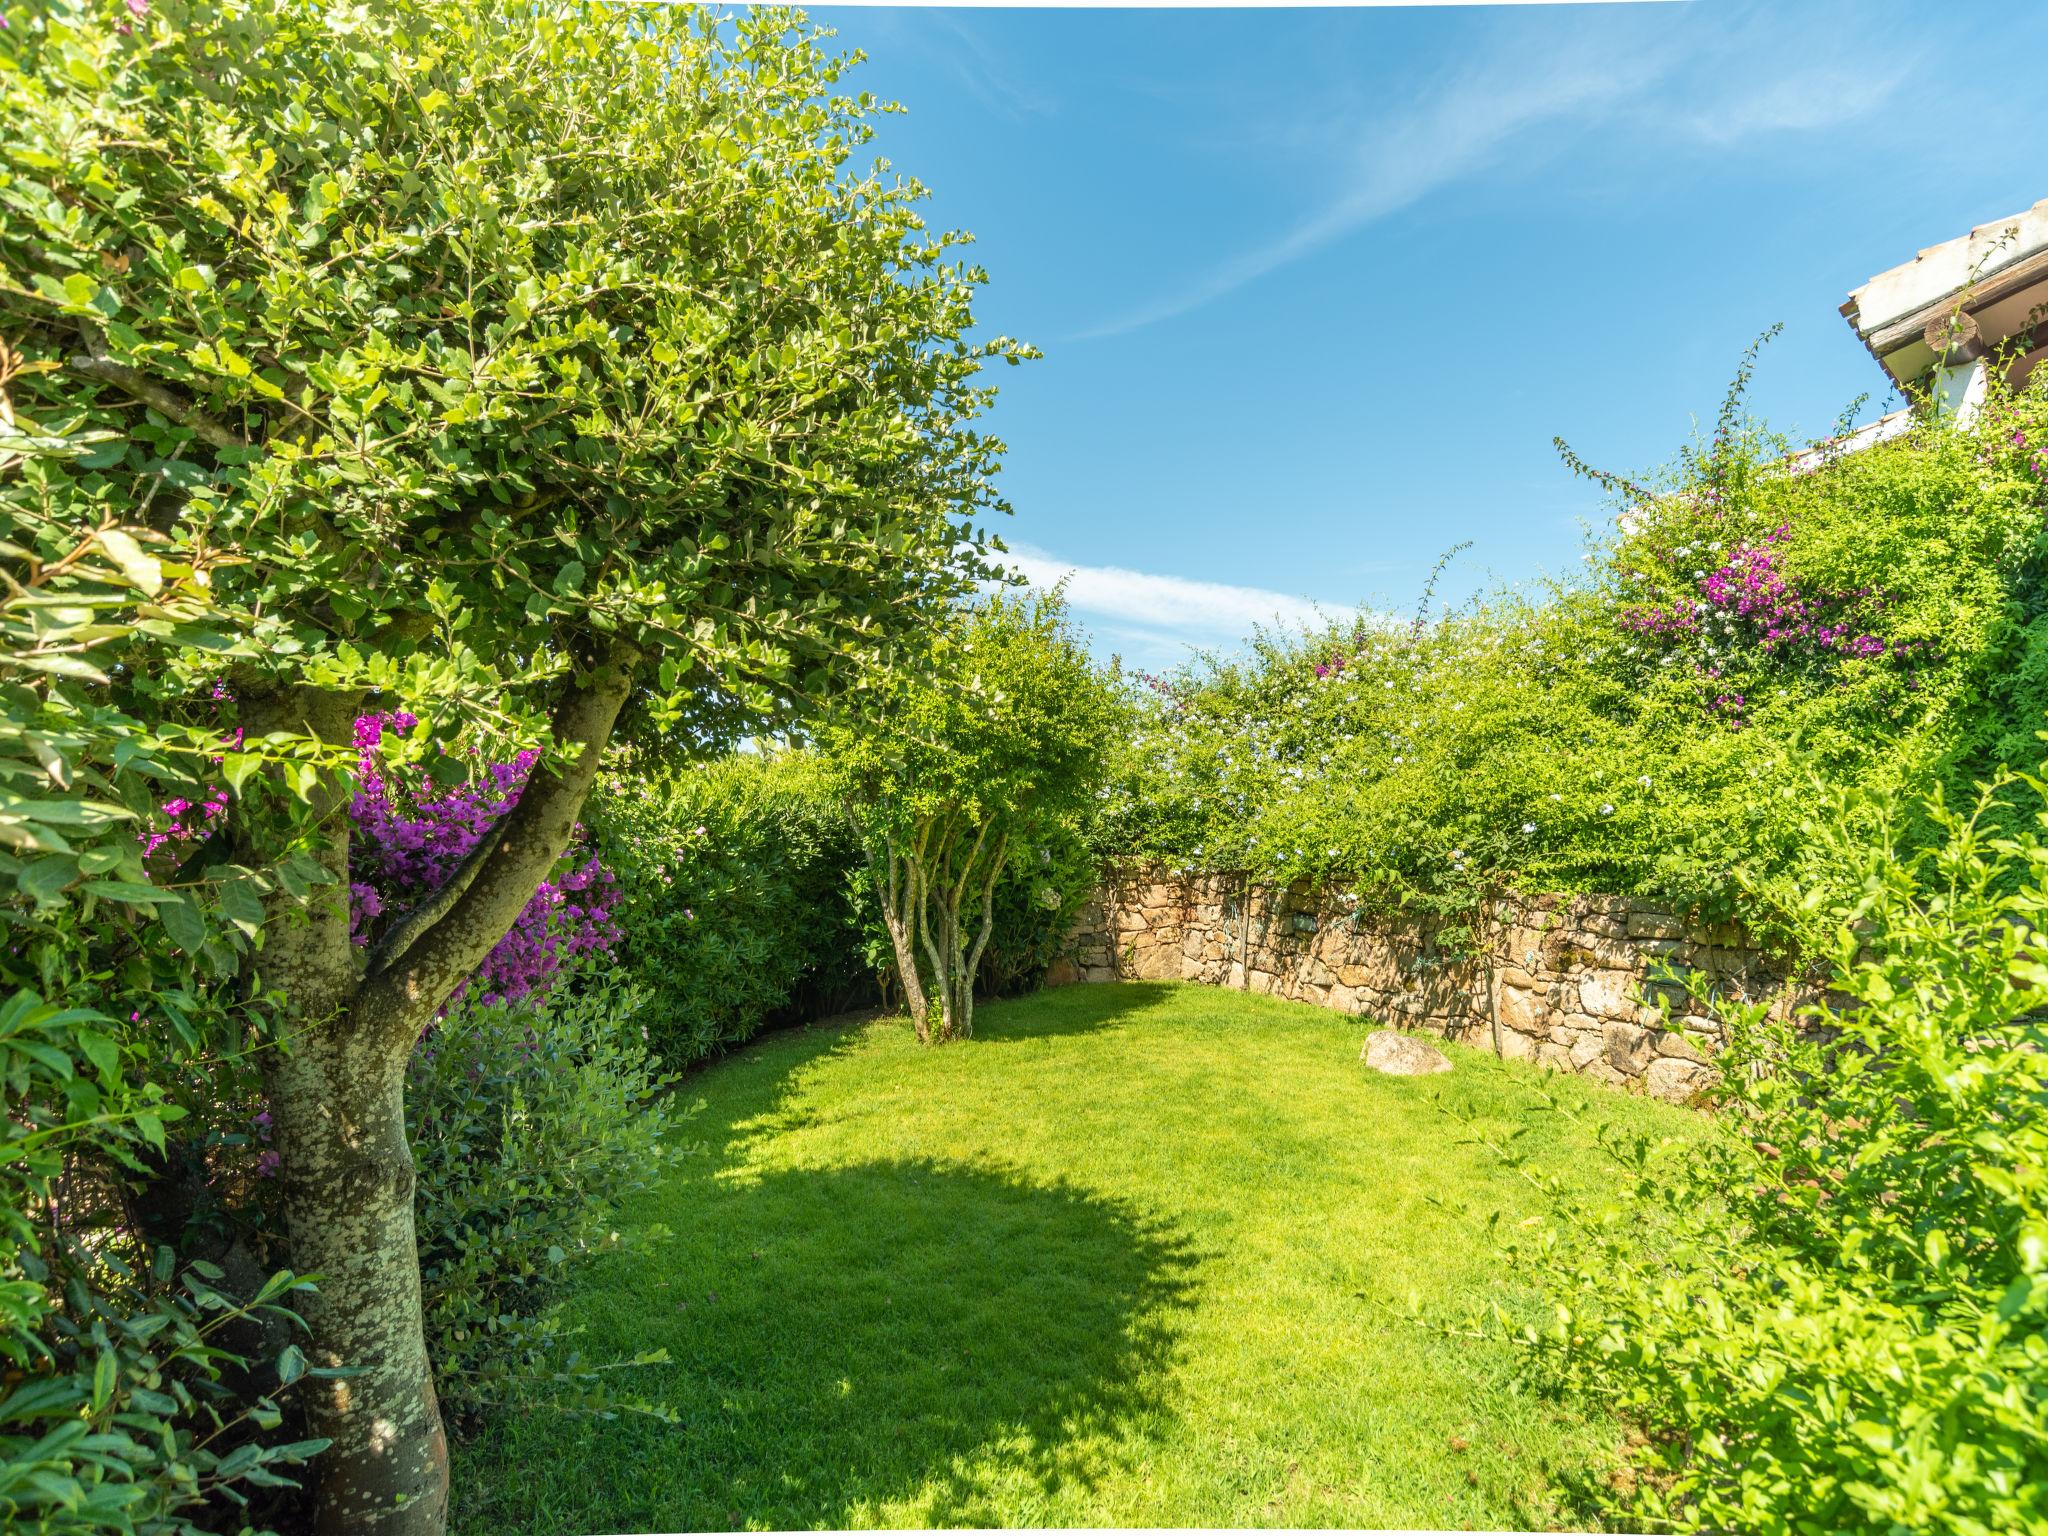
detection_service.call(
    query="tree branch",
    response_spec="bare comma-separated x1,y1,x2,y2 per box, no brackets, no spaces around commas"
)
67,346,251,452
362,818,509,979
353,636,639,1038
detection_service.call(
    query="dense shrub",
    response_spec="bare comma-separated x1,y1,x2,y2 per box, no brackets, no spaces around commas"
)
975,814,1101,996
1482,776,2048,1535
406,976,679,1423
1101,369,2048,955
0,340,331,1528
589,749,870,1068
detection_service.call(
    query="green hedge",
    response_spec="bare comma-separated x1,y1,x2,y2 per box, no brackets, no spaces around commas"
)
590,750,872,1069
590,745,1105,1065
1099,376,2048,956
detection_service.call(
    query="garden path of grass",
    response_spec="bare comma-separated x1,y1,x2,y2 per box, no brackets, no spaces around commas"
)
451,982,1695,1534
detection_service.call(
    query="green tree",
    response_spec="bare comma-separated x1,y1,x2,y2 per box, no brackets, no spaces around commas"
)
3,1,1024,1529
827,591,1121,1041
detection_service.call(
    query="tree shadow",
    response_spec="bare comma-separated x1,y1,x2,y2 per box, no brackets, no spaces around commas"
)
453,1153,1200,1534
968,980,1182,1046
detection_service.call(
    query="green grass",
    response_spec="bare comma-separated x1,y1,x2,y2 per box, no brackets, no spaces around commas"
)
451,982,1695,1533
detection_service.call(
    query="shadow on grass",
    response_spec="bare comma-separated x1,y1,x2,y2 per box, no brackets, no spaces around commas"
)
455,1153,1201,1534
969,980,1181,1046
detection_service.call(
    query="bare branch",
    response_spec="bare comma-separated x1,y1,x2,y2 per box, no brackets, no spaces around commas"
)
67,347,251,452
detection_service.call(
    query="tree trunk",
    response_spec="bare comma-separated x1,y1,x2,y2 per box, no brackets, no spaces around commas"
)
900,819,1007,1043
869,832,930,1034
268,1011,449,1536
243,686,449,1536
242,641,636,1536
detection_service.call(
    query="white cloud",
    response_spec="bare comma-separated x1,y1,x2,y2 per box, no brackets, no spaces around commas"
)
998,543,1343,639
1668,63,1903,143
1074,12,1903,341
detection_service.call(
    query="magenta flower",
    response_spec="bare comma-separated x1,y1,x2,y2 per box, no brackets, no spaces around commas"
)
348,712,619,1004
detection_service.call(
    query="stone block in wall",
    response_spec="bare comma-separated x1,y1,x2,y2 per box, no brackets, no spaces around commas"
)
1578,970,1642,1022
1688,919,1747,948
1644,1055,1715,1102
1603,1020,1654,1075
1127,938,1182,982
1655,1030,1709,1065
1496,982,1549,1038
1625,907,1687,940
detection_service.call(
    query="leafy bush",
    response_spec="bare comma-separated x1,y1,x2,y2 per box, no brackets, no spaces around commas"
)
1480,776,2048,1535
1101,366,2048,956
589,749,870,1068
976,814,1101,997
407,976,679,1422
0,346,333,1531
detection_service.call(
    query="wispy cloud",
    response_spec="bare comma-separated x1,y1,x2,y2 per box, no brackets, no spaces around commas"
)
871,11,1057,122
998,543,1344,640
1075,13,1902,341
1667,62,1904,143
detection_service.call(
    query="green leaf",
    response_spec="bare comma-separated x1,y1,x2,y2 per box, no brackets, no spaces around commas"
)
81,880,176,905
18,854,79,905
73,1028,120,1080
14,654,112,684
160,895,210,952
95,530,163,596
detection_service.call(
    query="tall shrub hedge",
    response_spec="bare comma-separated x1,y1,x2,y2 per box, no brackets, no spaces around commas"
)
1100,372,2048,955
590,738,1108,1067
589,750,870,1068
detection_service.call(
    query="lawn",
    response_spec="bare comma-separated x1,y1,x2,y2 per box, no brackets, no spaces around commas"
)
451,982,1695,1534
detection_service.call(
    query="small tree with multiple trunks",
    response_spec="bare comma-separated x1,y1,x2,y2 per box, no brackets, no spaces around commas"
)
828,591,1120,1042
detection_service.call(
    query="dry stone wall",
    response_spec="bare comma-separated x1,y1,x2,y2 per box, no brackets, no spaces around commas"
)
1048,868,1812,1102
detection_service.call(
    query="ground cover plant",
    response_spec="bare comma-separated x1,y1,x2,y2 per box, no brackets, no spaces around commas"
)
449,983,1696,1534
1486,774,2048,1536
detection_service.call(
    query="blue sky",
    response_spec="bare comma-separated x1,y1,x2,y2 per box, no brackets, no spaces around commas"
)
805,0,2048,669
